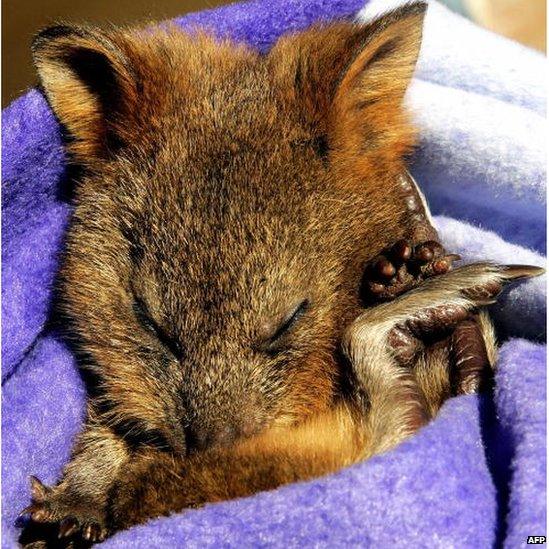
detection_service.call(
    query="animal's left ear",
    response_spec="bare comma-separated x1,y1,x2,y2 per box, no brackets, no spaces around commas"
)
271,2,426,161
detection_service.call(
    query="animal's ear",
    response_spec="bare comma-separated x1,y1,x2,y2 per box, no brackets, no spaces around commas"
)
271,3,426,159
32,25,138,163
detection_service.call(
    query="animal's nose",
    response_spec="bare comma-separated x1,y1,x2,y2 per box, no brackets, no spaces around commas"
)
185,420,258,453
186,425,234,452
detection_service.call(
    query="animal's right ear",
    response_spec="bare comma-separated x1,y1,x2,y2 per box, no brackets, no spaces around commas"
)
32,25,138,164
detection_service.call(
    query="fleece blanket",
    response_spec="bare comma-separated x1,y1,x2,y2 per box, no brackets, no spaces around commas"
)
2,0,546,546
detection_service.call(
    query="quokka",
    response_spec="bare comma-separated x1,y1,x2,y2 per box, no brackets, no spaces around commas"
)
19,3,542,546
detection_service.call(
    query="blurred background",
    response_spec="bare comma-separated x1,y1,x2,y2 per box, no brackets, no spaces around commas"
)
2,0,546,108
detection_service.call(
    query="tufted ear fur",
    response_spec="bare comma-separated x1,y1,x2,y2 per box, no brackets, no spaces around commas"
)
33,5,425,170
271,2,426,173
32,25,139,163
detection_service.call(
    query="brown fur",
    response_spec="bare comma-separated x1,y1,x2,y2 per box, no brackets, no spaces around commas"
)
20,4,543,546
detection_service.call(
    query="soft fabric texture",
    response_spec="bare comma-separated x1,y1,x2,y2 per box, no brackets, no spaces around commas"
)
2,0,546,547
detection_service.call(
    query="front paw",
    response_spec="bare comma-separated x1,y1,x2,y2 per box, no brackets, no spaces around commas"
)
18,477,107,547
362,238,460,302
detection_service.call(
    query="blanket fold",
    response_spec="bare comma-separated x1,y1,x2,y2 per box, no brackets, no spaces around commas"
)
2,0,546,547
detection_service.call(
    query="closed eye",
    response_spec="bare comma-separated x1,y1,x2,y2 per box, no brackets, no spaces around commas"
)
133,297,183,360
262,299,309,353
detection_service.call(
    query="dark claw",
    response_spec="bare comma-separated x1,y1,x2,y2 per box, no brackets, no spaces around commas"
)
30,477,48,503
82,523,97,541
30,507,50,523
18,505,37,520
500,264,545,280
82,524,91,540
89,523,105,542
58,516,79,538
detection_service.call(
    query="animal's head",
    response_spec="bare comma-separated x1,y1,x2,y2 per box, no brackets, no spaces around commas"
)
33,3,426,453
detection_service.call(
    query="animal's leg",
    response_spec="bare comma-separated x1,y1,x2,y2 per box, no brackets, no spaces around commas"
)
18,414,130,546
346,262,542,455
363,171,459,302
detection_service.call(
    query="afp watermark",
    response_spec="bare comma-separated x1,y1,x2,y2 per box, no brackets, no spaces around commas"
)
527,536,546,544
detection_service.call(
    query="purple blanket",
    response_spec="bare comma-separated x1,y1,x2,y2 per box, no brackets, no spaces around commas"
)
2,0,546,546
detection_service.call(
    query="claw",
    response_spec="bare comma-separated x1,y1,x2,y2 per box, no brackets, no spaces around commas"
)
29,476,48,502
58,516,79,538
82,522,105,541
17,505,36,520
88,523,105,542
500,264,545,280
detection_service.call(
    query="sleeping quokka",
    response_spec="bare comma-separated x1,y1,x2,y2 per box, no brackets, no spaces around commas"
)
19,3,542,546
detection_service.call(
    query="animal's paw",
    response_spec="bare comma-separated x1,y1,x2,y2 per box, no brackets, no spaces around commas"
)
18,477,107,547
384,263,544,368
362,238,460,302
